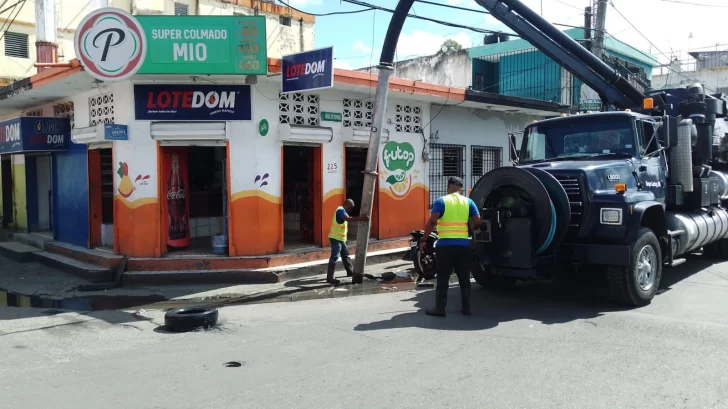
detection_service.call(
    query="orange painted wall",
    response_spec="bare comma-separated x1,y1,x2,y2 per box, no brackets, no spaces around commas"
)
114,197,160,257
377,182,428,239
229,191,282,256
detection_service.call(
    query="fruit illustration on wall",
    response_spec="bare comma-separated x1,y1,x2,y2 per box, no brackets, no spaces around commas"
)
117,162,135,198
382,141,416,198
117,162,151,199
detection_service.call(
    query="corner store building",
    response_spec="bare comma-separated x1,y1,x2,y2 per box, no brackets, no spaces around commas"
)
0,12,561,268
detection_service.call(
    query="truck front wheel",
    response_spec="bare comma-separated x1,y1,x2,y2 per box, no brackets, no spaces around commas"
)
606,227,662,306
471,261,517,290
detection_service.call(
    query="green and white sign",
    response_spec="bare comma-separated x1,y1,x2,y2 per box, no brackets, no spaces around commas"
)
135,15,267,75
320,112,342,122
259,119,269,136
382,141,416,197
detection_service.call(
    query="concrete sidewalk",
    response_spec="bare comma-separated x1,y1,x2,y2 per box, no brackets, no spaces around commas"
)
0,253,417,311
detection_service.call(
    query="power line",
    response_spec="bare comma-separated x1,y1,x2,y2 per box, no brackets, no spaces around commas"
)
608,0,713,91
0,0,25,43
275,0,374,16
659,0,728,8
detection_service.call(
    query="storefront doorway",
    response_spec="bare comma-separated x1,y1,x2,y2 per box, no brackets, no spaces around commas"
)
283,145,322,250
88,147,114,249
344,146,378,239
1,157,11,228
161,145,227,255
26,154,53,236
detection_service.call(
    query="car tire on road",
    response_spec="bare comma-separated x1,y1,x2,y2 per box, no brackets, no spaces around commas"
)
607,227,662,307
164,306,219,332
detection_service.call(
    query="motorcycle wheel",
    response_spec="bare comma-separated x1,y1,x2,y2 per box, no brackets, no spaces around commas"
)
414,248,436,281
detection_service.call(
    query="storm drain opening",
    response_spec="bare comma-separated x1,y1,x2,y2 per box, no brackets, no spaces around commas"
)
223,361,244,368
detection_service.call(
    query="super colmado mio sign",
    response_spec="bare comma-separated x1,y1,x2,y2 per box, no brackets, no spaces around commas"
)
74,8,267,81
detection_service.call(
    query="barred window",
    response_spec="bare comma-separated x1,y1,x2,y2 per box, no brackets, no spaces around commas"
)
4,32,28,58
429,144,465,206
471,146,502,187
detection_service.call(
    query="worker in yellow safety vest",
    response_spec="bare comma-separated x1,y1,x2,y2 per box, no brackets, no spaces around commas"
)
327,199,369,285
419,176,481,316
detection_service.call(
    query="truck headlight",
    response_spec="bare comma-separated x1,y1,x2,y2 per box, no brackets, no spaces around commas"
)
600,208,622,225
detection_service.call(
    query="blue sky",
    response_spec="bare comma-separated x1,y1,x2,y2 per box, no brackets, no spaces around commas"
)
284,0,728,72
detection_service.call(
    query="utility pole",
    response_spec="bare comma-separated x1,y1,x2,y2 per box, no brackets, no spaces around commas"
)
592,0,607,61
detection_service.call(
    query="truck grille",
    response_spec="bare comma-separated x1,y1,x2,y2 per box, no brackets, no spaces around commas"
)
553,175,583,227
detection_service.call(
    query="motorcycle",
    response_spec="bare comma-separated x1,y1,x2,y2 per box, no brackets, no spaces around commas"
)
402,229,438,282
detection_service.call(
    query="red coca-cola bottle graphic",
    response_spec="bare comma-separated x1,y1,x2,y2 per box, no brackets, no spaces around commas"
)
167,153,188,248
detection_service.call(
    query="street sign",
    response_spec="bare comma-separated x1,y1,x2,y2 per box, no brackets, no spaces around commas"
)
136,15,267,75
133,84,252,121
321,112,342,122
74,8,147,82
103,124,128,141
282,46,334,93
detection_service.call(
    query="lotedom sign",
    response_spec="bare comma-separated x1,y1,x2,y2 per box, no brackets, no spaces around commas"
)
0,117,70,154
282,46,334,94
133,84,252,121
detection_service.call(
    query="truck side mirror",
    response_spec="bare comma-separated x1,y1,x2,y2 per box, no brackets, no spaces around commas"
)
659,116,678,148
508,133,519,163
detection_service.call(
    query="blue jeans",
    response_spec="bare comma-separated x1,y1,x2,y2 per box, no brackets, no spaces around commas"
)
329,239,349,264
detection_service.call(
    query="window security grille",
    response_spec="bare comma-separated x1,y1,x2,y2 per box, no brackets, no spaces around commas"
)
54,102,75,130
471,145,502,187
428,143,466,206
174,2,189,15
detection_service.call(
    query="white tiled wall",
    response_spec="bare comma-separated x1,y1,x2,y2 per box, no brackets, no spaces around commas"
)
190,217,225,238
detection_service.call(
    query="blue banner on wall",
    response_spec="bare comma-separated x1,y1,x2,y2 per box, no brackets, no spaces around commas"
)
282,47,334,94
103,124,128,141
134,84,252,121
0,117,70,154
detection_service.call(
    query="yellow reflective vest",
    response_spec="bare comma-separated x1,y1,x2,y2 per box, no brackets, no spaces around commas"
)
437,193,470,239
328,206,348,241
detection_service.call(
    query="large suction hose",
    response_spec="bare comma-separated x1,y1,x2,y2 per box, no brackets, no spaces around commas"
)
470,167,571,255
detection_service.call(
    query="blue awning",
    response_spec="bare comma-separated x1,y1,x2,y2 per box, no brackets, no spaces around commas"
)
0,116,70,154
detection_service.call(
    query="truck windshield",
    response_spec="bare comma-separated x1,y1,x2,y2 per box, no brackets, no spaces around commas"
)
519,115,636,163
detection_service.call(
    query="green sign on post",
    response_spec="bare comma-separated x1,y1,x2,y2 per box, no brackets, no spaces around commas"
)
135,16,267,75
321,112,342,122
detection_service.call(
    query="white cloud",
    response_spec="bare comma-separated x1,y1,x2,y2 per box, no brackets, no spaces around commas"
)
395,30,473,59
352,40,372,53
333,59,353,70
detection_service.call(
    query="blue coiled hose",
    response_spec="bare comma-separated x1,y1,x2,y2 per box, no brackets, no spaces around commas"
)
535,200,557,255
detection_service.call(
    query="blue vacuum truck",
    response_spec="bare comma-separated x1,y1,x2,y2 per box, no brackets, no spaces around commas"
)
469,0,728,305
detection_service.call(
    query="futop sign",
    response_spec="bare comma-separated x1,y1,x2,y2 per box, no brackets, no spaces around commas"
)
382,141,416,198
74,8,147,81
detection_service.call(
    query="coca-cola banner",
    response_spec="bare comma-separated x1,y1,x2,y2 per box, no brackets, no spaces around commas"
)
164,147,190,248
134,84,252,121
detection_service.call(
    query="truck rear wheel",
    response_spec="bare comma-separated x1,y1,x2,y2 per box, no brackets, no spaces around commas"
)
607,228,662,306
471,261,517,290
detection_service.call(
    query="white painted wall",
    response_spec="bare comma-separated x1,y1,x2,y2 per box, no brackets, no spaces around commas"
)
428,105,541,191
652,67,728,93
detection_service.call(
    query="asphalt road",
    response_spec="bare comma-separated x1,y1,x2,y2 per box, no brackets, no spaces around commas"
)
2,256,728,409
